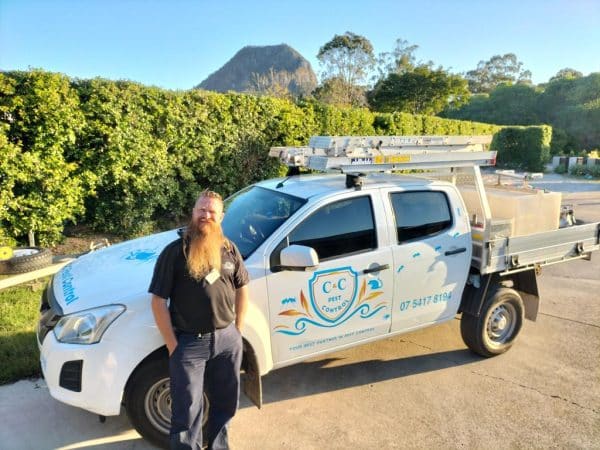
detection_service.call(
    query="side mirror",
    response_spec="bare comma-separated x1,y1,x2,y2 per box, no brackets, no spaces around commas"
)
279,245,319,270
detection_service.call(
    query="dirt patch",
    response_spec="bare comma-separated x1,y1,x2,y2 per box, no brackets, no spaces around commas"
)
49,226,123,257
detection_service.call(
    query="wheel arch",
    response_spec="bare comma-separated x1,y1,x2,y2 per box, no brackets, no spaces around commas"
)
123,345,168,404
460,269,539,321
122,337,265,410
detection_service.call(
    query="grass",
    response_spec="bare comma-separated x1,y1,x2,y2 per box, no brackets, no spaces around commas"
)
0,279,47,384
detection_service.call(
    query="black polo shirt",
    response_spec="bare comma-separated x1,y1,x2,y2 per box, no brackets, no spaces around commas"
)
148,237,249,333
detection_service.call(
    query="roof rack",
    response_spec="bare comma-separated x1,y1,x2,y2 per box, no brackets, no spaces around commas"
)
270,135,496,172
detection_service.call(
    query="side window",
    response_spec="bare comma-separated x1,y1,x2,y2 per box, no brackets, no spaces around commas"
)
390,191,452,243
271,196,376,265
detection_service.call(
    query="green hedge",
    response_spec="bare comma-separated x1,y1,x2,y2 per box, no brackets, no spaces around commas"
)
491,125,552,172
0,70,549,245
372,111,501,136
0,70,89,245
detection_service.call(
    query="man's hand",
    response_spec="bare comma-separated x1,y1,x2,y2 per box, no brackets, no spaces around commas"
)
151,295,178,355
166,341,178,356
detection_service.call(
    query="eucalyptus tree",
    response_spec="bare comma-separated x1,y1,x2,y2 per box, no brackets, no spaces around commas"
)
315,32,375,106
466,53,532,93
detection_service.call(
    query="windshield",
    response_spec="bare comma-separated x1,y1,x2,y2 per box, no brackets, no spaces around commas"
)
222,186,306,259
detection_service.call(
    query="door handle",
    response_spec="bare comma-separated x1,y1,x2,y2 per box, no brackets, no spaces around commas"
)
363,264,390,274
445,247,467,256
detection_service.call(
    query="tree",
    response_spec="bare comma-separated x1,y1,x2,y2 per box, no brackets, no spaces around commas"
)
465,53,532,93
368,66,470,115
442,83,541,125
444,72,600,153
539,73,600,149
247,67,317,99
549,68,583,82
248,68,294,99
312,76,368,107
486,84,541,124
375,38,419,80
316,32,375,106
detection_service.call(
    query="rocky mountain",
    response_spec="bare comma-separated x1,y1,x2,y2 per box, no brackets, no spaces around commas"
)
197,44,317,97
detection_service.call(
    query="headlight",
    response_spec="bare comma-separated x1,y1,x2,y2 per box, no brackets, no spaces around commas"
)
53,305,126,344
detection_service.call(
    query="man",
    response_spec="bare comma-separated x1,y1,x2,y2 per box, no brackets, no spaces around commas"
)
149,190,249,450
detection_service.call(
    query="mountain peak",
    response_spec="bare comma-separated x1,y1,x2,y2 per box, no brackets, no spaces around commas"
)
197,44,317,96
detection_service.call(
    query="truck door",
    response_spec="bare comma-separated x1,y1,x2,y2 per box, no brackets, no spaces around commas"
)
266,194,393,365
385,188,472,333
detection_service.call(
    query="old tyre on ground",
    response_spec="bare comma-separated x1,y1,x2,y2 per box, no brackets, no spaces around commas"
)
460,287,524,357
0,247,53,274
124,356,209,449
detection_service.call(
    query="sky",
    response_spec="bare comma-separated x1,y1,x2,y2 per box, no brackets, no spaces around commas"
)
1,0,599,91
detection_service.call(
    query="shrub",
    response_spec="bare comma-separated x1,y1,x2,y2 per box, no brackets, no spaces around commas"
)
569,165,587,176
492,126,551,172
0,71,88,245
75,79,183,235
553,164,568,174
589,165,600,178
569,163,600,178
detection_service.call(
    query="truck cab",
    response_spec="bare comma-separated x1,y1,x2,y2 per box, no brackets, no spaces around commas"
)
240,172,472,370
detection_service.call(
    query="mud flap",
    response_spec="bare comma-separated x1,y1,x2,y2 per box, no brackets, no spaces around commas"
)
512,270,540,321
241,341,262,408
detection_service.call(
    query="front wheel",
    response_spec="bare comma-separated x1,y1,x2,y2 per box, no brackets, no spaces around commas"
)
124,357,209,449
460,287,524,357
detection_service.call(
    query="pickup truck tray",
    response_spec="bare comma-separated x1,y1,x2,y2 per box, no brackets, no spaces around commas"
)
472,222,600,274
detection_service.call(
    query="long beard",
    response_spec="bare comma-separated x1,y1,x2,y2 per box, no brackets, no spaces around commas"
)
184,219,225,281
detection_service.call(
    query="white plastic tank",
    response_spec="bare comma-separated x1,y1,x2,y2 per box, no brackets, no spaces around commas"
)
459,185,561,236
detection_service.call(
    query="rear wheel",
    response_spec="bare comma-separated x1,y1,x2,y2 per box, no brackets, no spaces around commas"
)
124,357,209,449
461,287,524,357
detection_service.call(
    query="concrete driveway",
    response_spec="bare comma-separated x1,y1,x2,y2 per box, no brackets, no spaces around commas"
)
1,190,598,450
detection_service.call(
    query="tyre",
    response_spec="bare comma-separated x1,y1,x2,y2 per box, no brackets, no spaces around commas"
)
460,287,524,357
124,357,209,449
0,247,53,274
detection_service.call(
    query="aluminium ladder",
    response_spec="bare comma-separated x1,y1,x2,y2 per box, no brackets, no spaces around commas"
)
269,135,496,172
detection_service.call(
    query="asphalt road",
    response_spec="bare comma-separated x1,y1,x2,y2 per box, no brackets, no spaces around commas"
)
1,188,598,450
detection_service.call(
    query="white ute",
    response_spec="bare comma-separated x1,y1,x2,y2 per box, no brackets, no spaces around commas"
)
37,136,600,448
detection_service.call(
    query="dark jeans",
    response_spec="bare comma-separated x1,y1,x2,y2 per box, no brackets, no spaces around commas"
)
169,322,242,450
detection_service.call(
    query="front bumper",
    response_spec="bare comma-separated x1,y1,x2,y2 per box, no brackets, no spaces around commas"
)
36,282,159,417
38,331,126,416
